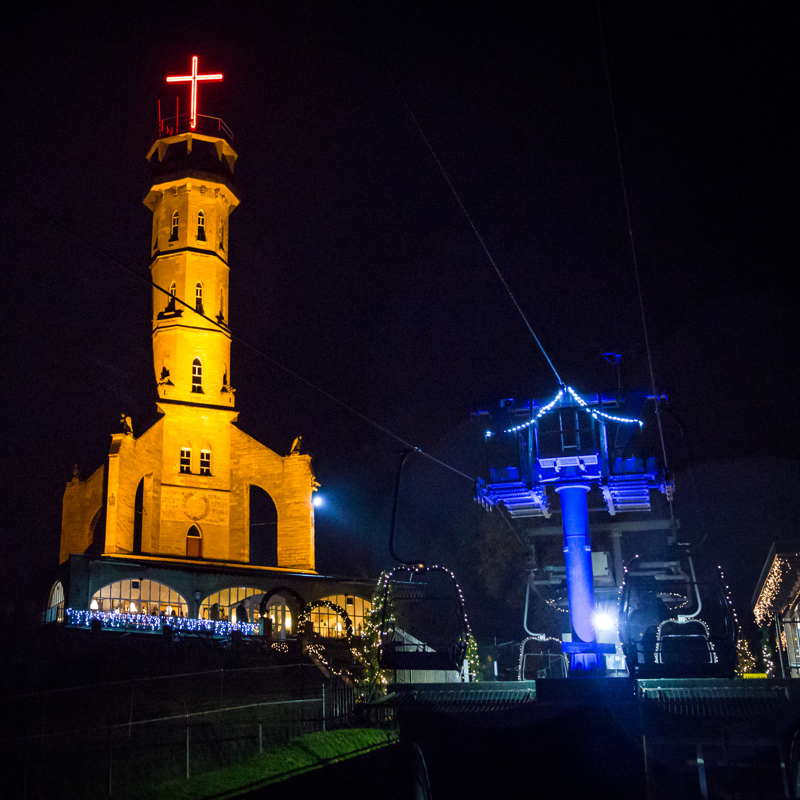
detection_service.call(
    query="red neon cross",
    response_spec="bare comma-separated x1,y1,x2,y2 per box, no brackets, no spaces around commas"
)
166,56,223,129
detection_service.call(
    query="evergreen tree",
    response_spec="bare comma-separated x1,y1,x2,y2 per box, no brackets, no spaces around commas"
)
759,625,777,677
734,636,757,677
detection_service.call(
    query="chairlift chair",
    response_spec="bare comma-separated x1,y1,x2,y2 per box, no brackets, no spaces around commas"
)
378,566,470,672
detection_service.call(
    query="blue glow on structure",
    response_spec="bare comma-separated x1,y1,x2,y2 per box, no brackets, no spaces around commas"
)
556,484,596,645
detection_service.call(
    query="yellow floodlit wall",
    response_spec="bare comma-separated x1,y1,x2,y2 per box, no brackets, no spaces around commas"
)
59,131,316,572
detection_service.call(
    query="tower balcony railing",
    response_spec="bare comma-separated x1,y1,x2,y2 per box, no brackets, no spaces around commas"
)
158,113,234,143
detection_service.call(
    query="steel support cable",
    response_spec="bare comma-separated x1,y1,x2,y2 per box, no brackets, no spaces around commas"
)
1,185,474,484
352,2,564,388
595,3,674,516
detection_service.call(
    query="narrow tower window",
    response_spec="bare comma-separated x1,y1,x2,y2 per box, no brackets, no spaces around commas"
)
217,289,225,324
197,210,206,241
180,447,192,473
218,217,225,250
195,282,203,313
164,281,177,312
170,211,179,242
192,358,203,393
200,450,212,476
186,525,202,558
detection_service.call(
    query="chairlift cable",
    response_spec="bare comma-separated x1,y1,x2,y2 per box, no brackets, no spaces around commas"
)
353,2,564,388
595,2,674,518
1,184,475,485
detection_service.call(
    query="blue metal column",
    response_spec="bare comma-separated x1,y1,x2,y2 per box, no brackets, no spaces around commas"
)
555,483,601,672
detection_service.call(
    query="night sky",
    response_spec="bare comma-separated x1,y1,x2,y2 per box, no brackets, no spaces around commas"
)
1,3,796,640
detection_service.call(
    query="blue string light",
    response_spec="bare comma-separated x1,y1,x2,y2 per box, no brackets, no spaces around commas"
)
65,609,259,636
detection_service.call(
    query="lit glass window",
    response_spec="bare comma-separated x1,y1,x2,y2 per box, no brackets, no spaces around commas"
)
311,595,371,638
180,447,191,473
200,450,211,476
45,581,65,623
170,211,179,241
92,579,187,616
192,358,203,393
195,282,203,312
197,210,206,241
200,587,266,627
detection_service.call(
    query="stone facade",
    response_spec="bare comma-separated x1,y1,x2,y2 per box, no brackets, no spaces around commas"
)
58,128,317,575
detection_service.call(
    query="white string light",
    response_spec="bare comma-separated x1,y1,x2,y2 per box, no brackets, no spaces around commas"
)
505,390,564,433
754,556,786,627
566,386,642,426
504,387,642,434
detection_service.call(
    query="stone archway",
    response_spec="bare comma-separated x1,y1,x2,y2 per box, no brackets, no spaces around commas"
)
249,485,278,566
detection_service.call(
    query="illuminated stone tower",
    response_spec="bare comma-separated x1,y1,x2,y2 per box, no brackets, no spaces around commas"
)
59,61,316,573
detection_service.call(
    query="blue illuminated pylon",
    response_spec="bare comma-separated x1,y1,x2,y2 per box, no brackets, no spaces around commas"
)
476,386,666,676
556,484,603,672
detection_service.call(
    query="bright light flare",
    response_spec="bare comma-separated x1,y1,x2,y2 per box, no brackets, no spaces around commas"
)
593,610,616,632
312,494,323,508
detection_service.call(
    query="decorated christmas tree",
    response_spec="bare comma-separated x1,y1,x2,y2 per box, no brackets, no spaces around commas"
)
734,636,757,677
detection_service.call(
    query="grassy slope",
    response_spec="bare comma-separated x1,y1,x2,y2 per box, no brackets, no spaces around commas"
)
127,727,398,800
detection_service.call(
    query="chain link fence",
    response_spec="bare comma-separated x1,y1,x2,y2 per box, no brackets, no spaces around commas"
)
1,664,357,798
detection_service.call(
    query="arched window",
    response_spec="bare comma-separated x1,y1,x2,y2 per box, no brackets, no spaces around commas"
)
180,447,191,473
163,282,177,314
217,289,225,324
200,449,212,476
92,579,187,616
200,587,265,626
45,581,65,624
170,211,179,242
249,486,278,566
133,478,144,554
312,595,371,638
186,525,202,558
195,282,203,313
266,596,293,638
191,358,203,393
197,210,206,241
218,217,225,250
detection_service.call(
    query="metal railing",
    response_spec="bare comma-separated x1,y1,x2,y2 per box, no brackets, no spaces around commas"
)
158,113,234,142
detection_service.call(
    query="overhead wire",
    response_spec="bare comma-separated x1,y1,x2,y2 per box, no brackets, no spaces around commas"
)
352,1,564,388
595,2,676,524
0,184,475,484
